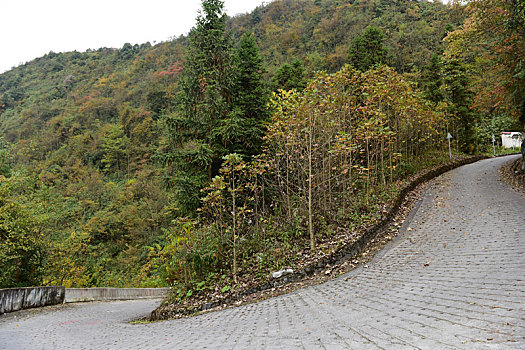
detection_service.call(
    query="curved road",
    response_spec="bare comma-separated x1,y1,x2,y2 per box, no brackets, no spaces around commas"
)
1,156,524,349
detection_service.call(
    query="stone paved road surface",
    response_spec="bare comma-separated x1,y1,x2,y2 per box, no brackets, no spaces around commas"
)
1,155,524,349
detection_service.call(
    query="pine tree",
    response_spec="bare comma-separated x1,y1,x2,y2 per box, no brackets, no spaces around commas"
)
271,59,307,91
180,0,233,176
166,3,270,214
443,57,476,153
421,53,443,105
348,26,389,71
225,32,270,156
168,0,234,214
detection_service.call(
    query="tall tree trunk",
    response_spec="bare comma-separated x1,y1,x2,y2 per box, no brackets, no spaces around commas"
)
381,138,385,185
286,150,291,220
232,177,237,283
308,123,315,251
366,137,370,205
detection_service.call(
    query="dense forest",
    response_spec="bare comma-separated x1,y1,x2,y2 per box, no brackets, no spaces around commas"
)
0,0,523,304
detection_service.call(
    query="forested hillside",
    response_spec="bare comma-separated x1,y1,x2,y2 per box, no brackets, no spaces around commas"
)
0,0,523,305
228,0,459,73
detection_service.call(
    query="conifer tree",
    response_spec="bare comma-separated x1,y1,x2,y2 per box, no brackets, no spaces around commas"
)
180,0,233,175
168,0,233,214
443,57,475,153
348,26,389,71
271,59,307,91
421,54,443,105
167,2,269,214
225,32,270,155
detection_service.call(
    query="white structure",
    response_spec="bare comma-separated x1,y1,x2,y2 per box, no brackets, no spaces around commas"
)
500,132,523,149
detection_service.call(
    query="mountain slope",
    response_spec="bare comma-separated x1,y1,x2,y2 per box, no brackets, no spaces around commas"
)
0,0,464,289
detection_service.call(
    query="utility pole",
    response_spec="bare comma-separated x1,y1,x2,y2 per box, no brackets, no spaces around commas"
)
492,134,496,156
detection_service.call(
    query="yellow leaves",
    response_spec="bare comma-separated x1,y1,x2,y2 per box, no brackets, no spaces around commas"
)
95,76,109,87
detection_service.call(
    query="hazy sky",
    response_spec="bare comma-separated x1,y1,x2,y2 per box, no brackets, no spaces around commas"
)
0,0,266,73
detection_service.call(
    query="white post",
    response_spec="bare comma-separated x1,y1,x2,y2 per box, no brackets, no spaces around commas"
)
447,133,453,160
492,134,496,156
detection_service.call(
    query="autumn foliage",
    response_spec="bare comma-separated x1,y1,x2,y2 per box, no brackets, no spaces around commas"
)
0,0,521,298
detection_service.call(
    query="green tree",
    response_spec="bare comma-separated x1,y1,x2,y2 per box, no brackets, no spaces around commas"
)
0,138,12,177
120,43,136,60
0,180,44,288
169,139,213,216
420,54,444,105
223,33,270,156
166,0,234,214
348,26,389,71
443,57,476,153
180,0,233,174
100,124,129,173
271,59,307,92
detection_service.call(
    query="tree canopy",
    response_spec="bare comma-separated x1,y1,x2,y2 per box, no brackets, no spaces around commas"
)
348,26,389,71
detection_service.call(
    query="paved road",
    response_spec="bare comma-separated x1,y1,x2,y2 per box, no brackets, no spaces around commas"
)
1,155,524,349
